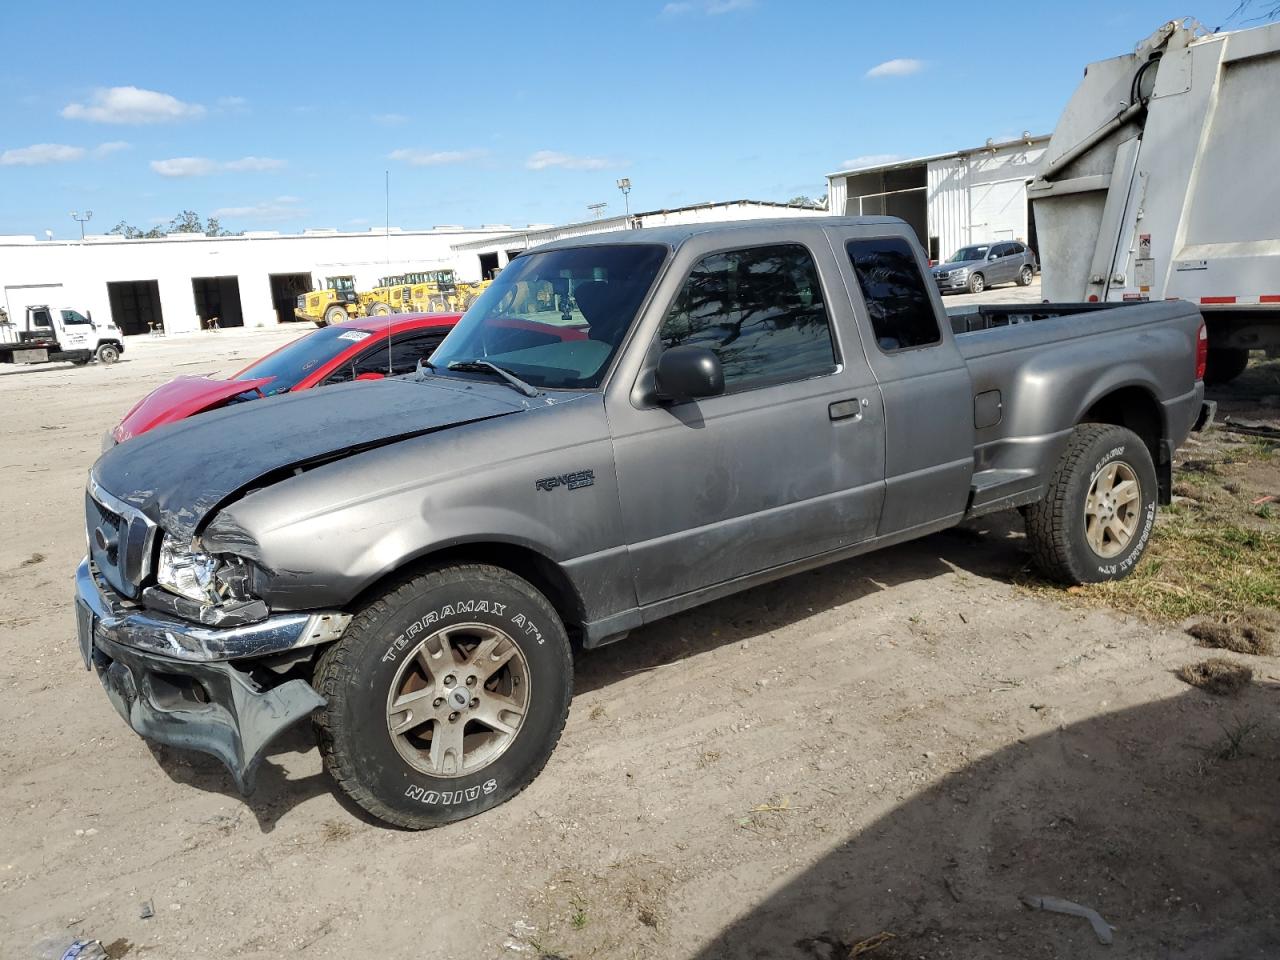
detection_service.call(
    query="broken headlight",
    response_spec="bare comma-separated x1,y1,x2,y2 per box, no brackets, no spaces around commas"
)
156,536,255,605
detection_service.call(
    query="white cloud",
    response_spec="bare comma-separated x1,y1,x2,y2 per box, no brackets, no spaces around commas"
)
223,156,287,172
0,143,85,166
216,96,248,112
62,86,205,123
93,141,131,156
387,147,486,166
150,157,219,177
212,196,305,221
150,156,286,177
373,113,409,125
662,0,752,14
526,150,619,171
866,58,924,79
840,153,905,170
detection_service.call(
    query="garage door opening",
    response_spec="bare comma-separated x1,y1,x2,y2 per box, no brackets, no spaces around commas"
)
478,252,500,280
844,165,928,247
269,273,313,324
106,280,163,336
192,276,244,329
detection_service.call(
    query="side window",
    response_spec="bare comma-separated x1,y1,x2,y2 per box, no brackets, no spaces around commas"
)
326,343,390,384
1010,243,1025,256
846,237,941,353
389,331,448,375
658,243,836,392
995,243,1013,258
31,309,52,328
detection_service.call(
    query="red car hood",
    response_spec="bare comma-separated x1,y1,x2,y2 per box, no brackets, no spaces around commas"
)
113,375,274,443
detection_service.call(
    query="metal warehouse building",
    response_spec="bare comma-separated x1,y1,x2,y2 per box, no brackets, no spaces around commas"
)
826,135,1049,263
1,200,827,337
0,225,521,337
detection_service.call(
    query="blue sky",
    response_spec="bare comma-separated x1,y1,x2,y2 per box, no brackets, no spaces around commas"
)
0,0,1252,237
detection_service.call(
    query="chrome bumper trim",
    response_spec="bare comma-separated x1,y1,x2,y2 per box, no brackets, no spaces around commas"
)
76,557,350,663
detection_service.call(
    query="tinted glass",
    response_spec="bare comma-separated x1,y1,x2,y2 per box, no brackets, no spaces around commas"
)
31,309,52,327
237,325,373,395
659,243,836,391
61,310,92,325
389,331,448,374
846,237,941,352
432,244,667,390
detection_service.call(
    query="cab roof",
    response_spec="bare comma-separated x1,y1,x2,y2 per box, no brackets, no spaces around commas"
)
529,215,905,255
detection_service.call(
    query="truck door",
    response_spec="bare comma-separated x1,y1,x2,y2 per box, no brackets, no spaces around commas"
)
607,230,886,607
828,228,975,536
57,309,94,349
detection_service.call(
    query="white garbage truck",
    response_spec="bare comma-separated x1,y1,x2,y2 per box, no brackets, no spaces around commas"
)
1029,18,1280,382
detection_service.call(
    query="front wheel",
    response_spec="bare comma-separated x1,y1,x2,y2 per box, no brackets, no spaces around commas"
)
368,301,393,317
967,272,985,294
313,564,573,829
95,343,120,365
1024,423,1157,584
321,305,348,327
1017,265,1034,286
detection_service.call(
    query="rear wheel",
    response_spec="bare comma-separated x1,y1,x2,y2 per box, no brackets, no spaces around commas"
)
313,563,573,829
95,343,120,365
368,301,393,317
1017,265,1034,286
1203,347,1249,385
321,305,348,327
1024,423,1157,584
967,273,985,294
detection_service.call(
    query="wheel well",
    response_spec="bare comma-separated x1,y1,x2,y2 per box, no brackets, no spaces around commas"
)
352,542,587,643
1081,386,1168,500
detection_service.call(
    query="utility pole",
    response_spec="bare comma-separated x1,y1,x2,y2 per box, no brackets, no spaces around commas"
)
616,178,632,226
587,202,607,220
70,210,93,240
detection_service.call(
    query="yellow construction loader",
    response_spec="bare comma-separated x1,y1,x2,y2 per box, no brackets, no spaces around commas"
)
376,270,494,314
294,276,364,326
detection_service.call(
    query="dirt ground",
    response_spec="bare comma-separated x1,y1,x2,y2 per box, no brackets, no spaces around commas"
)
2,317,1278,960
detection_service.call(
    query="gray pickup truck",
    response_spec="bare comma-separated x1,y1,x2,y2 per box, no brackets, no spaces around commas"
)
75,217,1210,828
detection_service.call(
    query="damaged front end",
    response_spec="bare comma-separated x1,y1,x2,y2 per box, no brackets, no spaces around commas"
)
76,475,350,792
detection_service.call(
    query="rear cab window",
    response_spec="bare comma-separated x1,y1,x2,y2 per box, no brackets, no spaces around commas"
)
659,243,837,393
845,237,941,353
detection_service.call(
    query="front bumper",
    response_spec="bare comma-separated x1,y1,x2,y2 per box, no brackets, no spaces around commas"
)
933,273,970,292
75,557,343,792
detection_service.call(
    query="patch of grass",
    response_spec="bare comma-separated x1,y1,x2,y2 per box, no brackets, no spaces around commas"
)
1256,503,1275,520
1188,608,1279,655
570,907,588,929
1177,657,1253,696
1216,716,1261,760
1024,515,1280,621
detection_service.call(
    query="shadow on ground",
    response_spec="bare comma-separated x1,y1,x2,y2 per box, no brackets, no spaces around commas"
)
693,685,1280,960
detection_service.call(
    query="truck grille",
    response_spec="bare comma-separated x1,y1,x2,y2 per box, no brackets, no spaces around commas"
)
86,477,159,599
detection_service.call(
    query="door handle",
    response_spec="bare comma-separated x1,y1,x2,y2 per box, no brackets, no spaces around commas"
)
829,397,870,422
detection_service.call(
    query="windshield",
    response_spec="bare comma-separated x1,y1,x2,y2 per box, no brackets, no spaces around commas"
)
329,277,356,292
235,325,370,395
949,246,989,263
430,244,667,390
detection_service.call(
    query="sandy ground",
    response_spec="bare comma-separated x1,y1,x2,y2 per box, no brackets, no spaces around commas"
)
3,305,1279,960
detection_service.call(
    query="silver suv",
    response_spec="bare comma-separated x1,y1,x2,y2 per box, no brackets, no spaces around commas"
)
932,241,1037,294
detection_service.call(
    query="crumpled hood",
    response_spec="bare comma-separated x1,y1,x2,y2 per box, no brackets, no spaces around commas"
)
92,376,528,539
934,259,980,275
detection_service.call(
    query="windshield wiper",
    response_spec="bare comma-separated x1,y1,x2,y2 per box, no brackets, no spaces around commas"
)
446,359,541,398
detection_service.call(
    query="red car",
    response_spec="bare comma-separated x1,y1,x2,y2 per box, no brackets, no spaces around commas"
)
111,314,463,443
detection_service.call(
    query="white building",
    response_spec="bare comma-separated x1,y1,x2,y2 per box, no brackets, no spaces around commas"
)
0,226,520,336
0,200,828,337
452,199,829,277
826,135,1049,263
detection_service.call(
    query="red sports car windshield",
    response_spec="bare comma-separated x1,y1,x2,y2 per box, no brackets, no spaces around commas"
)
235,326,379,395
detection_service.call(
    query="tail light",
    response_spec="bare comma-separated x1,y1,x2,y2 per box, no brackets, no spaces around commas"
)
1195,321,1208,381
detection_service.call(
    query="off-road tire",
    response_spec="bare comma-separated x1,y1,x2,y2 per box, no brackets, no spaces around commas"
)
95,343,120,365
1017,265,1034,286
313,564,573,829
321,305,348,327
1203,347,1249,386
368,301,393,317
1024,424,1157,584
967,272,985,294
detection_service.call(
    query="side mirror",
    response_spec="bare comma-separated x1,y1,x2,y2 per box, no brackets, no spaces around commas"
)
655,345,724,402
355,371,385,381
988,252,1000,261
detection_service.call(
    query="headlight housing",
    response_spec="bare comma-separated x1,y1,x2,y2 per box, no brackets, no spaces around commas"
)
157,537,221,603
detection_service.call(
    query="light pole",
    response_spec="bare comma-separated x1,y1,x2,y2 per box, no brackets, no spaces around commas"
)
70,210,93,240
616,178,632,226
